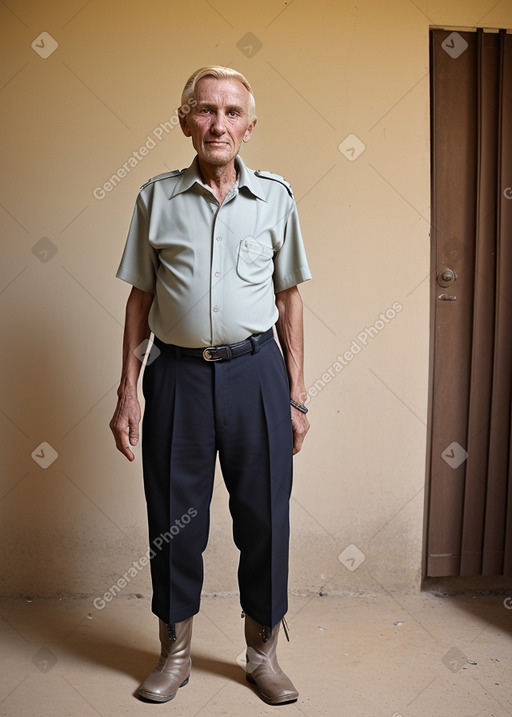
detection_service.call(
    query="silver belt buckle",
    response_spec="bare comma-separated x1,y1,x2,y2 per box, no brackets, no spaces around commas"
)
203,347,222,361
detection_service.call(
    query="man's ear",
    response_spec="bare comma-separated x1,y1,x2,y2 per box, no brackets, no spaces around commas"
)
243,117,257,143
179,108,192,137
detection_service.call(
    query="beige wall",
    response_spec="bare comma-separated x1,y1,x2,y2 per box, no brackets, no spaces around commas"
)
1,0,511,606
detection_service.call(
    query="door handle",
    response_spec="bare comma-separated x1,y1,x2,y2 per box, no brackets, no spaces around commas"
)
437,268,456,287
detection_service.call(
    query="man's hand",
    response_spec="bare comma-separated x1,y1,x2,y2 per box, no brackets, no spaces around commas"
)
291,406,310,455
110,286,153,461
109,392,141,461
275,285,310,456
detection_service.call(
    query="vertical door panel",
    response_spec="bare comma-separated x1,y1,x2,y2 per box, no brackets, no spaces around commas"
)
427,30,512,577
427,31,477,576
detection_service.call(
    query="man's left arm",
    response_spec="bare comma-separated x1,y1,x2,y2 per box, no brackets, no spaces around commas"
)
275,285,310,455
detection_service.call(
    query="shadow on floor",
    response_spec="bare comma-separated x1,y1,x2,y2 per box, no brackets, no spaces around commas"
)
56,624,245,685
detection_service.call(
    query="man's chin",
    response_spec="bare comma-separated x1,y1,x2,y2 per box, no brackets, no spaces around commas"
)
200,149,238,167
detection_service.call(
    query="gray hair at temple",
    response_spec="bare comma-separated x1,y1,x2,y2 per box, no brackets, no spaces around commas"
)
180,65,257,120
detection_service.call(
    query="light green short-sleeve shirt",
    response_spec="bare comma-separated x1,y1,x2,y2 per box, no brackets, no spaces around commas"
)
116,155,311,347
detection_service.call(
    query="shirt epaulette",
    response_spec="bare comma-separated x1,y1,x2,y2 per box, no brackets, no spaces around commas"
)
254,170,294,199
140,169,186,191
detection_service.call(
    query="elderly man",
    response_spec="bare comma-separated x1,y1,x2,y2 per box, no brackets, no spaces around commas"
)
110,65,311,706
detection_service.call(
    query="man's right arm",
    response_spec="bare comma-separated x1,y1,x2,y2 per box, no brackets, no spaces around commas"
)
109,286,153,461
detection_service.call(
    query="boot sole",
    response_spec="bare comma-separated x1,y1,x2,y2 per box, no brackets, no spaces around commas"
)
138,676,189,703
246,675,298,705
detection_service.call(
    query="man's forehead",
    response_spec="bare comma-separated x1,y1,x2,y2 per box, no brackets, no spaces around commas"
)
194,76,249,104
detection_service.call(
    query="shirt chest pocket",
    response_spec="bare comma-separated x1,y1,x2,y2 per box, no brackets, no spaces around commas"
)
236,238,274,284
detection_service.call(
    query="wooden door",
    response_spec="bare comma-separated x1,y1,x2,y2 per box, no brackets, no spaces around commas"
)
426,29,512,577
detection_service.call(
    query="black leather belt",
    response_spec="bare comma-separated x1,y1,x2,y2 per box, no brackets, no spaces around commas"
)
159,328,274,362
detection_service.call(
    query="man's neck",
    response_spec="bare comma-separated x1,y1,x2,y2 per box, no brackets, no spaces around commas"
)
197,158,237,205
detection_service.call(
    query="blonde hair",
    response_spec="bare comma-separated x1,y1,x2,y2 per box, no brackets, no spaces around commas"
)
181,66,256,120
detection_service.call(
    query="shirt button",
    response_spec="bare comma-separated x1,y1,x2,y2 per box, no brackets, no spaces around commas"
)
216,236,222,242
213,305,220,312
214,271,220,278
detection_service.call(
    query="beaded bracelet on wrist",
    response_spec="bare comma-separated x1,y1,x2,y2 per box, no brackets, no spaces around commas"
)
290,398,308,414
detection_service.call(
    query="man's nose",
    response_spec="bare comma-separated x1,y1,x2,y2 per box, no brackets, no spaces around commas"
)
210,112,226,134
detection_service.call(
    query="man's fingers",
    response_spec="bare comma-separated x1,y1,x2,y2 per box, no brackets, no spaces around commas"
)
118,427,136,461
292,429,307,454
122,442,136,462
109,397,140,462
128,421,139,447
112,425,135,461
291,410,309,455
125,422,139,461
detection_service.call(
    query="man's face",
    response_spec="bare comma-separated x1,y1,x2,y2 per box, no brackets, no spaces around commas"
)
180,77,257,169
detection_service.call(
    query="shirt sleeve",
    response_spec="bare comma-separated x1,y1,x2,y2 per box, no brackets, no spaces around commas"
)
272,202,312,293
115,193,158,293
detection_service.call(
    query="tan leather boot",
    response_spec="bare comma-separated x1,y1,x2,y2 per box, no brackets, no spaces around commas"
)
244,613,298,705
138,617,192,702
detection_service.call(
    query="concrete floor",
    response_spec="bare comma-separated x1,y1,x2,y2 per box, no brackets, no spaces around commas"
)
0,590,510,716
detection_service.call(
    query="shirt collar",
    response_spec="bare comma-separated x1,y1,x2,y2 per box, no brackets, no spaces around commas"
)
168,155,267,202
235,156,267,201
